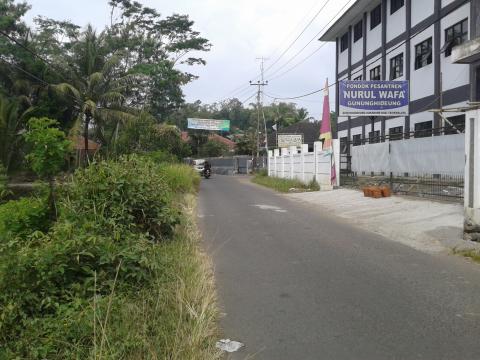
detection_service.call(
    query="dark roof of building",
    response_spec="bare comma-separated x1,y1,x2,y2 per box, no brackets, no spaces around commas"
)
73,136,101,151
267,121,321,149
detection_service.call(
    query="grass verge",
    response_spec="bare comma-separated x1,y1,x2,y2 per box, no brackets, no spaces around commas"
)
101,193,222,359
252,172,319,193
0,157,221,359
453,249,480,264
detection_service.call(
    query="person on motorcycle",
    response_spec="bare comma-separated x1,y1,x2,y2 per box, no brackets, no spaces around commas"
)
203,161,212,177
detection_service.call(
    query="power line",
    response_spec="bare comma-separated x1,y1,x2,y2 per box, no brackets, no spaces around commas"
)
241,92,257,105
265,0,354,80
0,29,69,82
263,0,332,74
263,12,456,101
266,0,321,60
268,42,328,82
0,56,81,110
212,0,337,104
0,56,50,87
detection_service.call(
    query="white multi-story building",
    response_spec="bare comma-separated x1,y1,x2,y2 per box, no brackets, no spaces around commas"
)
320,0,480,149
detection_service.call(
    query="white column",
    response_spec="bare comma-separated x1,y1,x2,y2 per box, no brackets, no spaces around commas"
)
274,149,279,177
302,144,308,182
281,148,286,179
267,150,273,176
314,141,322,182
289,146,296,179
332,139,341,187
464,109,480,240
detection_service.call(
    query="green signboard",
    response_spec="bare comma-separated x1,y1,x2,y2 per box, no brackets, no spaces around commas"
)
187,118,230,131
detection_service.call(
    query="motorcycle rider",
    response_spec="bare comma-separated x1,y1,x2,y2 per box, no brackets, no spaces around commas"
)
203,160,212,176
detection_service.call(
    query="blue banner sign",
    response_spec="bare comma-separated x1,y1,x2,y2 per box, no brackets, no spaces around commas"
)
339,80,409,116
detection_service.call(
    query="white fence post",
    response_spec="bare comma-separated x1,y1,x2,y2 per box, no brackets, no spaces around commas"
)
314,141,322,183
274,149,279,177
289,146,296,179
267,150,273,176
302,144,308,182
281,148,286,179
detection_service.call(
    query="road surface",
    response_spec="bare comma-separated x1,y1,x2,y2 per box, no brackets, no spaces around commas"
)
198,176,480,360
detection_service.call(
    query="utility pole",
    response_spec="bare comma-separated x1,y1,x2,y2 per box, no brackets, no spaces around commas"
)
250,57,268,159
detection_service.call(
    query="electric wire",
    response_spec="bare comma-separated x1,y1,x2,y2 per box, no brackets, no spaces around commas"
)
213,0,338,103
262,11,459,101
263,0,332,74
265,0,355,80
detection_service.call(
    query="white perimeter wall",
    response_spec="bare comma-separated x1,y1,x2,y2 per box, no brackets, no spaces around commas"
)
351,134,465,175
268,142,340,187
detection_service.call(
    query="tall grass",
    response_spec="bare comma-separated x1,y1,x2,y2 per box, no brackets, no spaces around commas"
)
93,194,221,359
159,164,201,193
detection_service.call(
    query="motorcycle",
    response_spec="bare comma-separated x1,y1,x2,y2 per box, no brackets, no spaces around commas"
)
203,168,211,179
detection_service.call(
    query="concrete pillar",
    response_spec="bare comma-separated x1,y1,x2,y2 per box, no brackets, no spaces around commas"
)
464,109,480,241
302,144,308,183
274,149,279,177
332,139,341,187
268,150,273,176
289,146,296,179
313,141,322,182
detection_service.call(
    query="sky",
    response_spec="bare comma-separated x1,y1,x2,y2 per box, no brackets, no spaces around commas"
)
22,0,353,120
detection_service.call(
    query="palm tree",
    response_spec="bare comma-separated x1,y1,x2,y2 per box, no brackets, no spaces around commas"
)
296,108,314,122
51,25,138,162
0,96,33,171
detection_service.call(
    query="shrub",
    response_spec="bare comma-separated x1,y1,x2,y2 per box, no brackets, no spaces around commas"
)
143,149,179,164
0,156,184,358
0,196,49,241
61,155,180,240
0,163,11,201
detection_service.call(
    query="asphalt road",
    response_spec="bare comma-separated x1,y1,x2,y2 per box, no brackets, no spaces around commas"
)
198,176,480,360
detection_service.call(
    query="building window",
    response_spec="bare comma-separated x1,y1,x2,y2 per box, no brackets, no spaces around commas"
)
370,65,381,80
390,0,404,14
354,75,363,80
389,126,403,140
369,130,381,143
414,38,432,70
444,115,465,135
354,20,363,42
389,53,403,79
370,5,382,30
340,32,349,52
414,121,433,138
444,18,468,57
353,134,362,146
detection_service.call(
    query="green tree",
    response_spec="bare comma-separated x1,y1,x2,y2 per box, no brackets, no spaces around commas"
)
24,117,71,216
199,140,228,158
295,108,313,122
106,0,211,120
